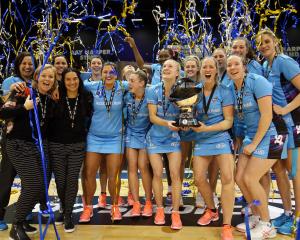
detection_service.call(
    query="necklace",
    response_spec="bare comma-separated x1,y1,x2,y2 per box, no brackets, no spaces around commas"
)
37,92,47,126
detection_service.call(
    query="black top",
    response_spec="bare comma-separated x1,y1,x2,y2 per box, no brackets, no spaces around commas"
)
48,90,93,144
0,90,52,141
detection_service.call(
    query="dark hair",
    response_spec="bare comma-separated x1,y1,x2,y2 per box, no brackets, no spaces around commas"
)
14,52,37,79
232,37,257,61
132,69,148,86
58,68,92,117
53,55,69,66
159,48,179,61
90,56,104,63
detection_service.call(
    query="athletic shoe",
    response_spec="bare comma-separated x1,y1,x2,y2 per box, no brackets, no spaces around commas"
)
197,209,219,226
127,193,134,206
246,221,276,239
154,207,165,225
111,205,122,221
277,217,294,235
221,225,233,240
271,213,292,228
195,192,205,208
22,221,37,234
79,206,93,223
0,220,8,231
98,193,107,208
118,196,124,207
142,200,153,217
131,202,141,217
236,215,260,233
165,192,172,206
64,215,75,233
171,211,182,230
9,223,30,240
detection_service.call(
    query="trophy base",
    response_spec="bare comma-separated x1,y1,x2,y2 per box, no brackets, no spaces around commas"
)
173,118,200,127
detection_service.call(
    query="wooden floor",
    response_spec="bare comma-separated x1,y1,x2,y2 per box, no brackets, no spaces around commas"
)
0,178,295,239
0,225,293,240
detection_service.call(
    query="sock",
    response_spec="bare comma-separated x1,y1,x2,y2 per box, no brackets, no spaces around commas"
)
284,210,293,216
167,185,172,193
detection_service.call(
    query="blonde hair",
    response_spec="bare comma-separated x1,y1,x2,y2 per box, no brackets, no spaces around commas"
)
183,55,201,82
33,64,57,93
255,28,283,54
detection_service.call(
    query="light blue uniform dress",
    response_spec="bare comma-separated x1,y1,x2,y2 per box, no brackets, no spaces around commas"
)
124,88,151,149
262,54,300,149
247,59,263,76
146,82,181,154
84,80,128,154
229,73,288,159
193,84,234,156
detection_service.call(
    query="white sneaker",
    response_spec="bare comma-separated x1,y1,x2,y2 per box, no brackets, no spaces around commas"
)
236,215,260,233
246,221,277,239
195,192,205,208
213,193,219,208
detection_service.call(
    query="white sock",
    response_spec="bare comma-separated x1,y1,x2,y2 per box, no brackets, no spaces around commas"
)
284,210,293,216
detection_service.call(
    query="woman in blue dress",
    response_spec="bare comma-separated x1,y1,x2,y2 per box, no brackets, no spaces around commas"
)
80,62,128,222
124,69,153,217
191,56,235,240
227,54,288,239
147,59,182,230
256,28,300,236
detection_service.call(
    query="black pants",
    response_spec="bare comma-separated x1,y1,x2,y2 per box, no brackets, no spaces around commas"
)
49,141,85,215
0,139,16,220
6,139,50,223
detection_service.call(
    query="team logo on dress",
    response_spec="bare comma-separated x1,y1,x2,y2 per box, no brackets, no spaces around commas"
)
274,135,284,146
212,97,219,103
296,125,300,135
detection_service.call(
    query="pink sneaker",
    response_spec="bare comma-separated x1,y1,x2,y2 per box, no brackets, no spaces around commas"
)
127,193,134,206
79,206,93,223
111,205,122,221
142,200,153,217
197,209,219,226
98,193,107,208
171,211,182,230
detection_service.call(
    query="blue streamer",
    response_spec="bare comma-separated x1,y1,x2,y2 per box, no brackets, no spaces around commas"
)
296,217,300,240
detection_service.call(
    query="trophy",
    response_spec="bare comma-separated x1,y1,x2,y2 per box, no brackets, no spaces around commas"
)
169,77,202,127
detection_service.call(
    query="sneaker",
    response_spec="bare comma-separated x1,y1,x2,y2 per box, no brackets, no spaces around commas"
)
195,192,205,208
118,196,124,207
236,215,260,233
213,193,219,208
111,205,122,221
9,223,30,240
127,193,134,206
64,215,75,233
241,206,252,215
197,209,219,226
79,206,93,223
131,202,141,217
246,221,276,239
22,221,37,234
171,211,182,230
271,213,292,228
221,225,233,240
98,193,107,208
165,192,172,206
154,207,165,225
0,220,8,231
55,212,64,226
277,216,294,235
142,200,153,217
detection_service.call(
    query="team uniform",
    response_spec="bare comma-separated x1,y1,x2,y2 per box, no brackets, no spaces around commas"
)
146,82,181,154
262,54,300,149
84,80,128,154
247,59,263,76
229,73,288,159
124,88,151,149
193,84,234,156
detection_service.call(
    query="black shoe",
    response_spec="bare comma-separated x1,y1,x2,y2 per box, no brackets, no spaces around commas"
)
9,223,31,240
64,215,75,233
55,212,64,226
22,221,37,234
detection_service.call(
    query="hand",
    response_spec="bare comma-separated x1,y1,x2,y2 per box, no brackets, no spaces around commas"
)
24,95,39,110
234,137,242,154
273,104,288,116
124,37,136,48
51,87,59,101
191,121,205,132
243,143,257,155
167,121,179,131
10,82,26,93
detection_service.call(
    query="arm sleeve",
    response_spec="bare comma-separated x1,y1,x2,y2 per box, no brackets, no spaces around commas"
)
279,56,300,81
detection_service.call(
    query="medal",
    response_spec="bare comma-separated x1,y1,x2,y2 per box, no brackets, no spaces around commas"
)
37,92,47,127
131,93,145,125
101,81,116,117
162,82,170,116
203,114,209,121
234,79,246,121
66,94,79,128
